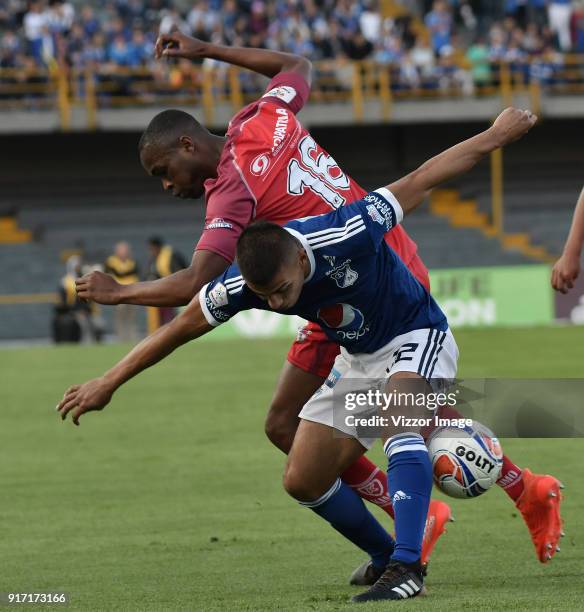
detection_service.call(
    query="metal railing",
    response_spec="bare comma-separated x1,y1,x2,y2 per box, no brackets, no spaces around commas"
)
1,55,584,129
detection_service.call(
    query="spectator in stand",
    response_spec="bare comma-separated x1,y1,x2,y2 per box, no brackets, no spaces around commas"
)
159,7,189,36
342,29,373,60
548,0,574,51
410,33,435,80
188,1,219,35
46,0,74,36
1,31,22,67
529,0,548,29
425,0,453,55
466,35,491,89
488,23,508,60
146,236,187,330
79,5,99,37
104,241,140,342
53,255,103,344
23,1,47,65
505,0,529,28
1,0,581,102
523,22,545,54
573,1,584,52
359,0,381,43
108,33,133,66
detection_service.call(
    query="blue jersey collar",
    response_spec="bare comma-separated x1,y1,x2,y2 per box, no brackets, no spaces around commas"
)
285,227,315,283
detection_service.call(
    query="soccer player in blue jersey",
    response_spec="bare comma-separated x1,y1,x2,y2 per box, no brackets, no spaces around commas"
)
57,109,536,601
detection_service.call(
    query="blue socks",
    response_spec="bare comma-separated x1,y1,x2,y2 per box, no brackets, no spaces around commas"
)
384,433,432,565
299,478,395,570
294,433,431,569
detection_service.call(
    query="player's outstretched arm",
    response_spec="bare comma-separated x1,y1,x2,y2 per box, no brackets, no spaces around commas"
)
552,186,584,294
154,32,312,85
56,295,213,425
388,107,537,215
76,250,229,306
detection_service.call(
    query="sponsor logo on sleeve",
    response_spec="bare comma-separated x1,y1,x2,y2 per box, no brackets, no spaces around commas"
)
208,282,229,307
324,367,342,389
363,193,396,230
366,204,385,226
205,295,231,322
205,218,233,230
250,153,270,176
263,85,297,104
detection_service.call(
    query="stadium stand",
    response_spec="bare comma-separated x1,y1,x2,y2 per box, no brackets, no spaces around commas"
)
2,0,584,120
1,0,583,339
3,118,581,341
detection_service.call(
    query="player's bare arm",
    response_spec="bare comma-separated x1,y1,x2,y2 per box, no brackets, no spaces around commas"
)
56,295,212,425
552,186,584,294
155,31,312,84
76,249,229,306
389,108,537,214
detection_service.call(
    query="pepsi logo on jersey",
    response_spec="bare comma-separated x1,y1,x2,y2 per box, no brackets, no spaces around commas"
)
317,303,369,340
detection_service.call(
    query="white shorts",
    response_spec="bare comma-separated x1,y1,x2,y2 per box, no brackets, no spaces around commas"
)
299,328,459,449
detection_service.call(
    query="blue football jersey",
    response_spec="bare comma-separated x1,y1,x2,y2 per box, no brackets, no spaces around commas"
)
199,188,447,354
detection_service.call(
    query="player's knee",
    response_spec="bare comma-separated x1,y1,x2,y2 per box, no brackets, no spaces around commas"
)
282,462,321,502
264,400,298,453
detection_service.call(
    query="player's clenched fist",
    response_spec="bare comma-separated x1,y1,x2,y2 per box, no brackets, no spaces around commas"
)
551,252,581,294
155,32,208,60
76,270,122,305
491,107,537,147
56,378,114,426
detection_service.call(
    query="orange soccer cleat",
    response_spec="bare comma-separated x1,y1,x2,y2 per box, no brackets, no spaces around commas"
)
421,499,454,569
515,469,565,563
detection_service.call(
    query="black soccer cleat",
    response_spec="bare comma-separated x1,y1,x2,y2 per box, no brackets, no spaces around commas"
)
351,559,424,602
349,559,385,586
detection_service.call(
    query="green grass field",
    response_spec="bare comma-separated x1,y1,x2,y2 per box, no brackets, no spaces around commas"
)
1,326,583,611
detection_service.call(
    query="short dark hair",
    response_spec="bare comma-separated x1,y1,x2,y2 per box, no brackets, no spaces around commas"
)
138,110,202,154
148,236,164,248
237,222,299,286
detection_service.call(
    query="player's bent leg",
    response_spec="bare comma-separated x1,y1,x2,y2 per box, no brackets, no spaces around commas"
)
265,360,324,454
282,327,397,517
354,372,432,603
284,419,365,500
284,419,395,574
353,328,459,603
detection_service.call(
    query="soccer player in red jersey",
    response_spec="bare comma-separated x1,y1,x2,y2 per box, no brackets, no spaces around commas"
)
76,33,563,565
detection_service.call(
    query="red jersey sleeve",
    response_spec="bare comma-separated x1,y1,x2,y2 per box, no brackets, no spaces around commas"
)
195,153,255,263
261,71,310,115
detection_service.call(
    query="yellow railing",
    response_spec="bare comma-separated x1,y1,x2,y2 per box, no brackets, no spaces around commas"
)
2,55,584,129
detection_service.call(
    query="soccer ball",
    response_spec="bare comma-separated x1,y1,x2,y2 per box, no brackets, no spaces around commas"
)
427,423,503,499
